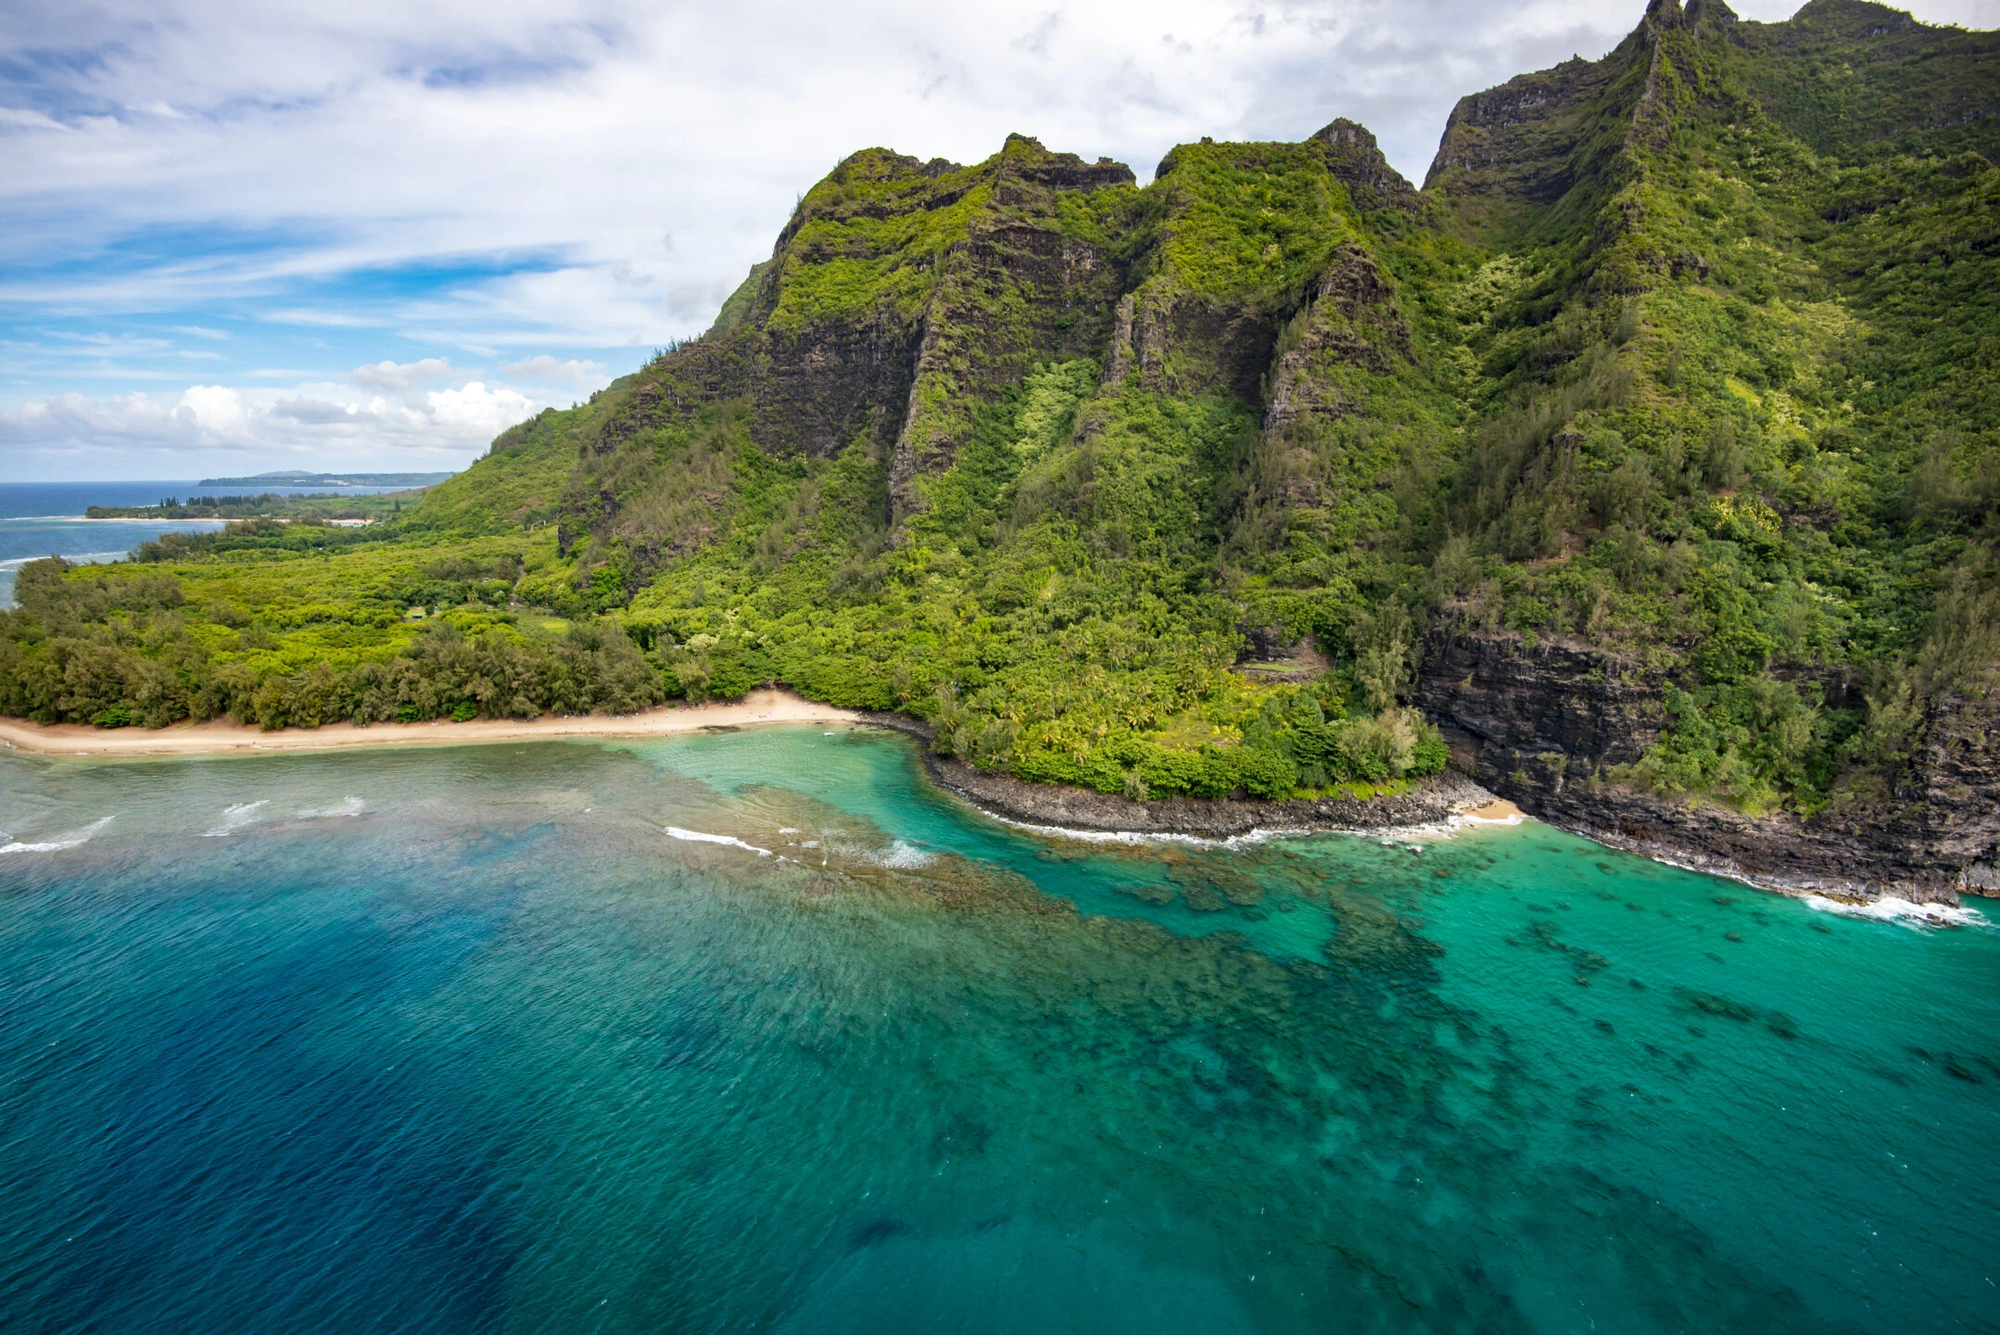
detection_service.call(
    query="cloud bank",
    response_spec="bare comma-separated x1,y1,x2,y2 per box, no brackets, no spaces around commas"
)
0,364,563,475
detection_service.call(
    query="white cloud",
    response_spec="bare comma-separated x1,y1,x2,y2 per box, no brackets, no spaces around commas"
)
426,381,535,435
269,396,361,426
177,384,250,433
261,308,378,328
502,355,608,387
0,377,546,474
38,331,172,356
3,391,190,449
0,108,69,132
350,356,460,401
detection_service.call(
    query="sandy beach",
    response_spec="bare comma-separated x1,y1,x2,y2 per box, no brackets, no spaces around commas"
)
0,689,863,758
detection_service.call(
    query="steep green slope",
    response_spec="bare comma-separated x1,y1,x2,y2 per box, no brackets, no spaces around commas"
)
3,0,1993,886
1410,0,1998,842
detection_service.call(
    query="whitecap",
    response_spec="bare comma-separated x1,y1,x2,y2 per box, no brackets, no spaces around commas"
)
963,794,1533,851
200,800,268,838
873,840,936,869
0,814,115,855
1802,894,1990,931
664,826,772,857
297,796,365,820
969,811,1232,847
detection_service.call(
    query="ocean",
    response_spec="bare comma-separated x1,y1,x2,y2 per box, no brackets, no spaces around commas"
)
0,724,1993,1332
0,481,410,609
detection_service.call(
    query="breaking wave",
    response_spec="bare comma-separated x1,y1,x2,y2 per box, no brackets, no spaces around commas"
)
664,826,773,857
0,814,115,855
201,801,268,838
868,840,937,869
1802,894,1992,931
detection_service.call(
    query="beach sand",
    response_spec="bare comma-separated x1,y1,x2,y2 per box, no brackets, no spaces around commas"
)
1461,799,1525,822
0,689,862,759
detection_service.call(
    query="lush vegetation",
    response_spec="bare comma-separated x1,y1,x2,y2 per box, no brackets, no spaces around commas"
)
0,528,660,730
4,0,1994,822
84,489,429,521
1414,3,2000,817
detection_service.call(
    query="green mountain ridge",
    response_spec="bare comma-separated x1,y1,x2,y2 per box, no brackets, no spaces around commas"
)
5,0,1996,894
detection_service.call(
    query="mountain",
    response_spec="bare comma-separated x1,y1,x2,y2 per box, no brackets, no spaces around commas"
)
4,0,1995,899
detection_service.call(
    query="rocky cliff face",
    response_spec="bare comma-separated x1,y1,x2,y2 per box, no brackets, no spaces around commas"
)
567,128,1414,553
1309,120,1419,217
885,140,1136,520
1422,50,1625,212
1261,244,1412,436
1416,628,1997,901
749,139,1136,480
559,136,1140,545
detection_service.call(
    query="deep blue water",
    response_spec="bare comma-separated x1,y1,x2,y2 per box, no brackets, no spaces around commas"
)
0,726,1995,1333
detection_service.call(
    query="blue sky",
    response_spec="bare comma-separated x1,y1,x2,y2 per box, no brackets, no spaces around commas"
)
1,0,1991,481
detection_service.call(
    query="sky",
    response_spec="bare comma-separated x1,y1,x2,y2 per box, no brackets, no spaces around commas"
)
1,0,1993,481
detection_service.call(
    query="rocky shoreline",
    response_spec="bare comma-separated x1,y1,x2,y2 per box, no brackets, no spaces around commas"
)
1415,628,1996,908
858,709,1990,912
856,710,1499,835
1517,788,1978,908
858,709,1518,836
924,754,1504,838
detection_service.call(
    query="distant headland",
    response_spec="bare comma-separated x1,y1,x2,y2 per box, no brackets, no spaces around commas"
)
195,470,458,488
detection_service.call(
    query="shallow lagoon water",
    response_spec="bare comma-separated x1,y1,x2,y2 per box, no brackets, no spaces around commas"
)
0,725,1994,1333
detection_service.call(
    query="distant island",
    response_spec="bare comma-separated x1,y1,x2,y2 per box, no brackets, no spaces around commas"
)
196,470,458,488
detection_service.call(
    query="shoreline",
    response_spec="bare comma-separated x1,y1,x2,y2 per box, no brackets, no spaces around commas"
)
4,694,1972,916
919,745,1512,838
0,690,862,757
852,707,1521,837
919,753,1981,919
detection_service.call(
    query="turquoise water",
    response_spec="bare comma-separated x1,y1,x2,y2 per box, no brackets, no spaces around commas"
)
0,725,1994,1333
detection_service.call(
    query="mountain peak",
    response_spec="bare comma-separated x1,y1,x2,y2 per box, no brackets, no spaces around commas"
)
1309,118,1418,212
